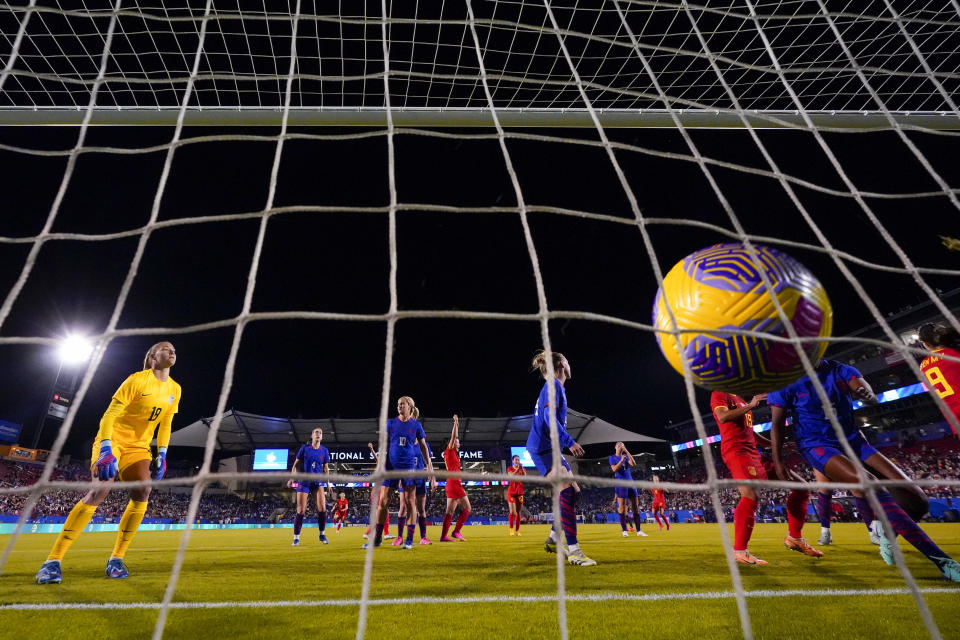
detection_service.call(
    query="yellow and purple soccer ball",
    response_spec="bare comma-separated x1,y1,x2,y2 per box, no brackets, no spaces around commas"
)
653,243,833,396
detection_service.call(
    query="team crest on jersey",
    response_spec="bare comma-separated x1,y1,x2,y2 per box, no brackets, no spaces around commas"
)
168,395,175,405
747,466,757,477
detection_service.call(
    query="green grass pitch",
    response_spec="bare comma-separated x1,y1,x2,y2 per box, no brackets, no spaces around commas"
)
2,523,958,639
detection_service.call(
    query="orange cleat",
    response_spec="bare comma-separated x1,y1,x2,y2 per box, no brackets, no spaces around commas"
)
784,536,823,558
734,550,769,566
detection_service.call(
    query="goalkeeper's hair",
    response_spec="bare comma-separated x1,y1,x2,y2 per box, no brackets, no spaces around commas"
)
918,323,960,350
532,349,567,378
143,342,164,370
399,396,420,420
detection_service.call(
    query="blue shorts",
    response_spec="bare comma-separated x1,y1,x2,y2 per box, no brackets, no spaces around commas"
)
415,476,426,496
382,460,417,489
615,487,638,499
528,449,571,477
800,432,878,475
296,481,325,494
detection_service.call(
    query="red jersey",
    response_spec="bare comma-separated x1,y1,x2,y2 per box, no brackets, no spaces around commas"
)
711,390,757,455
507,465,526,495
443,447,461,472
651,488,665,505
921,347,960,434
335,498,348,512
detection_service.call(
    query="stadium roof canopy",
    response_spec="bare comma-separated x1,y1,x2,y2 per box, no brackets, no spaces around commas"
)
170,409,664,452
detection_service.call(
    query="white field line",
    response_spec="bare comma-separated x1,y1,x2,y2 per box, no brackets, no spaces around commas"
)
3,587,959,611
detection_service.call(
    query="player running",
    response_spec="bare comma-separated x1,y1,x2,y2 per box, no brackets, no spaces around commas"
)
506,454,526,536
610,442,647,537
36,342,181,584
650,475,669,531
440,415,472,542
918,322,960,436
769,359,960,581
363,396,436,550
333,493,349,532
712,390,821,566
289,428,333,546
526,349,595,566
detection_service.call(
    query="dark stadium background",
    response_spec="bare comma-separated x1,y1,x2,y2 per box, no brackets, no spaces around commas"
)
0,123,956,460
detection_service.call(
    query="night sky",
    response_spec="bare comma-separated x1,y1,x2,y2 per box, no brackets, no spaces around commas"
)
0,122,956,457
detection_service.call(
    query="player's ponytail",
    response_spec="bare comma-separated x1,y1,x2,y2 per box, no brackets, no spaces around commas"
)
531,349,566,378
399,395,420,420
143,343,161,370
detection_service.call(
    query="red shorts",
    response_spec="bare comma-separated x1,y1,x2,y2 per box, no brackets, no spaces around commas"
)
722,448,768,481
335,510,347,520
446,479,466,499
506,493,524,504
652,500,665,510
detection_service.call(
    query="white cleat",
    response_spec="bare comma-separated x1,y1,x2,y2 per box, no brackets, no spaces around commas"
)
622,531,629,538
637,530,648,537
567,548,597,566
818,528,832,546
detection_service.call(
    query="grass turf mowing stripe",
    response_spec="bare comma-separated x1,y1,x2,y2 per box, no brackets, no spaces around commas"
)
5,587,959,610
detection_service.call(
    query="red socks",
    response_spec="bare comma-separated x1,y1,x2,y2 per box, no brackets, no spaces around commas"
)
734,496,757,550
441,514,453,538
508,513,515,528
454,510,470,533
786,490,809,540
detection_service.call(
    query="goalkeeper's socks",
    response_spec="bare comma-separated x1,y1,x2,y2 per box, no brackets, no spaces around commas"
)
111,499,148,559
47,501,97,561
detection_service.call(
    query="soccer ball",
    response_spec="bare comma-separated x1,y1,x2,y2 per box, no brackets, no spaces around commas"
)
652,243,832,396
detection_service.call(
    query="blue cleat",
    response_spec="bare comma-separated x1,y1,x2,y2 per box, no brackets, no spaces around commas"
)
35,560,62,585
319,535,329,545
105,558,129,579
874,521,896,565
292,538,300,547
402,540,413,549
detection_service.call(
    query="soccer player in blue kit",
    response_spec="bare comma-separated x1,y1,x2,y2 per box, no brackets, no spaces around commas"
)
769,359,960,582
525,349,595,566
289,428,333,546
363,396,436,550
610,442,646,537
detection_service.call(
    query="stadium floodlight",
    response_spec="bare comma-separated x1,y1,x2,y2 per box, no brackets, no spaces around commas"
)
56,334,93,366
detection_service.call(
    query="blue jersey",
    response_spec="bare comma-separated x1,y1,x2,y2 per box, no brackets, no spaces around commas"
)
767,360,862,449
609,455,632,481
387,417,426,469
296,444,330,474
526,378,574,455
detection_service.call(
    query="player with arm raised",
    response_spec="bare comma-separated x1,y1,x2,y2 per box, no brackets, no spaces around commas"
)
288,428,333,546
363,396,436,550
769,359,960,581
918,323,960,436
36,342,181,584
712,390,821,566
506,455,526,536
610,442,646,537
526,349,595,566
440,415,472,542
650,475,669,531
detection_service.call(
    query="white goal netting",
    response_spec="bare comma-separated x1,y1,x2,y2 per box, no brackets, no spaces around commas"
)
1,2,959,639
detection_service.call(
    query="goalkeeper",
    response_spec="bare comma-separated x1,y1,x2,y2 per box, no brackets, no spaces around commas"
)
35,342,182,584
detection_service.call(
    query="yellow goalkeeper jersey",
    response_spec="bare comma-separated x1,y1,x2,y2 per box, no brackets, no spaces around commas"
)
97,369,182,449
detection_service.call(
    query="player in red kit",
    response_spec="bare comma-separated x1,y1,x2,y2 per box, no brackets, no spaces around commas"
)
919,323,960,436
506,455,526,536
440,415,472,542
333,493,349,532
712,390,822,565
650,476,669,531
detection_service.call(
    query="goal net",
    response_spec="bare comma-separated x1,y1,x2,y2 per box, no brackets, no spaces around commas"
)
0,2,958,639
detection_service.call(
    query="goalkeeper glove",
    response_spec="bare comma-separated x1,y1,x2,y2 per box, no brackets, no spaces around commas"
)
94,440,118,481
150,447,167,481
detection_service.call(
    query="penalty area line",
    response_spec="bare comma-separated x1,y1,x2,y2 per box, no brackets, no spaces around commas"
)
4,587,960,610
